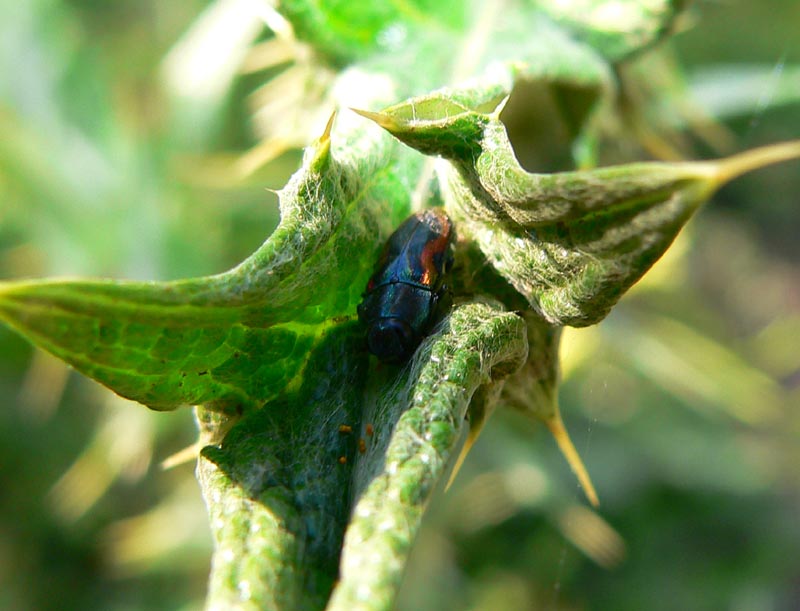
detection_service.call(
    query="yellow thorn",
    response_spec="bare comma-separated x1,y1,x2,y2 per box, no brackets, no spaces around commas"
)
714,139,800,184
350,107,399,131
445,425,481,492
545,410,599,507
319,110,336,143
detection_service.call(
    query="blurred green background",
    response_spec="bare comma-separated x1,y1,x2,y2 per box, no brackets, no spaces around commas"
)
1,1,798,610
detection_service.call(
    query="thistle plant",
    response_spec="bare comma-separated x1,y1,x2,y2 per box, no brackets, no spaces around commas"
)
1,2,798,610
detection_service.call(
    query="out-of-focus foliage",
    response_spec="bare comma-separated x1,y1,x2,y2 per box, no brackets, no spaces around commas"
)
0,1,284,610
0,1,798,611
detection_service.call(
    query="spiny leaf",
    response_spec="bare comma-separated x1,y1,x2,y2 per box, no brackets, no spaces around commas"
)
196,301,526,611
359,96,800,326
0,0,691,418
352,33,613,159
197,321,368,610
327,301,528,611
0,114,417,411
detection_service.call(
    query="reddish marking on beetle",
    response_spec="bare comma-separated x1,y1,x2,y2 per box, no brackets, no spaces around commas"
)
338,456,347,465
418,211,453,285
358,438,367,454
366,423,374,436
338,424,353,434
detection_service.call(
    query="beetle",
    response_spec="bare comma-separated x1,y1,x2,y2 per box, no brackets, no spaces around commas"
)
357,208,455,362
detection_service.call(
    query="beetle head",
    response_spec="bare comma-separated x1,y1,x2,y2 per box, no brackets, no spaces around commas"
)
367,318,417,362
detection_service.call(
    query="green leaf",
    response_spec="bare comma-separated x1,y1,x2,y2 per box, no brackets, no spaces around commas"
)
360,96,800,326
0,115,417,411
0,0,669,413
329,302,527,610
197,301,527,610
196,321,368,610
0,0,692,418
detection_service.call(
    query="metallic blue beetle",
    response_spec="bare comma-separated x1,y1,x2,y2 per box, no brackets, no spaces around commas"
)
357,209,455,362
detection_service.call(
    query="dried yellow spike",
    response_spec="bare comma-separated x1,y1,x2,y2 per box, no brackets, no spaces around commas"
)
545,409,599,507
444,425,481,492
444,386,498,492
